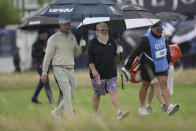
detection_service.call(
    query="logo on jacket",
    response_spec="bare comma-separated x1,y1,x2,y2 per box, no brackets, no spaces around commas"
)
155,39,165,50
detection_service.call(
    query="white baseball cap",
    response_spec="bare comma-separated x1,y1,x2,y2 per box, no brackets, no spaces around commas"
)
58,16,71,24
163,22,175,36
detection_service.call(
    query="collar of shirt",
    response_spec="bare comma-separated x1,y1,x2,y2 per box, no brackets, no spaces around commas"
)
151,30,162,38
59,31,70,38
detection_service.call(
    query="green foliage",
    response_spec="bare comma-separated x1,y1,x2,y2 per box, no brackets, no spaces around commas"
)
36,0,52,6
0,0,20,28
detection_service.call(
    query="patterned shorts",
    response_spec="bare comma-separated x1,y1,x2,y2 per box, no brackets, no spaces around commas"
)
91,76,117,95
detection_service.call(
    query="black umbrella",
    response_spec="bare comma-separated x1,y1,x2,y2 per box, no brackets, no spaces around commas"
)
77,4,159,32
156,12,187,24
172,24,196,44
38,0,125,18
38,0,125,40
18,5,84,30
19,5,59,30
19,16,59,30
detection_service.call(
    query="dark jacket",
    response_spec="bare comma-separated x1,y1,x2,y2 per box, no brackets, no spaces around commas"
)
32,39,47,65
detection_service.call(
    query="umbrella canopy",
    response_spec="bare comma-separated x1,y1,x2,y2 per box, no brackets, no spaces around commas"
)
38,0,125,18
19,16,58,30
172,24,196,44
77,4,159,31
156,12,187,24
19,5,59,30
19,4,87,30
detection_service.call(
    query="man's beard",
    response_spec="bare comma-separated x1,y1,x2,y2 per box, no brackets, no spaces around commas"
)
97,32,109,44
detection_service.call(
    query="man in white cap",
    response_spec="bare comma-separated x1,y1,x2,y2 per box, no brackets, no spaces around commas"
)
41,16,86,119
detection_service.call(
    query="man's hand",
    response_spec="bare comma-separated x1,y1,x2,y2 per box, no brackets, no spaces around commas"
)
92,69,100,79
79,38,86,47
41,74,48,83
89,63,100,79
117,45,123,54
43,48,46,53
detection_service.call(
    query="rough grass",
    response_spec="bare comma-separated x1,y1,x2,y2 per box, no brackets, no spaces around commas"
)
0,69,196,131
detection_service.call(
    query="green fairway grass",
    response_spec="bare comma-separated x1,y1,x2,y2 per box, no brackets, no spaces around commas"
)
0,70,196,131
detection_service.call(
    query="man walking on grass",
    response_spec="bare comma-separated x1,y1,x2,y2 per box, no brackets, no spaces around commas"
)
88,22,129,120
123,21,179,116
41,16,86,119
31,30,55,104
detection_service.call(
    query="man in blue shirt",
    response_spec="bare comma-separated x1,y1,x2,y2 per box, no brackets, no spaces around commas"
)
124,21,179,116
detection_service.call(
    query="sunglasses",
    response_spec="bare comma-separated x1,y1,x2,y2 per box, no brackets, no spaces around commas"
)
98,28,108,31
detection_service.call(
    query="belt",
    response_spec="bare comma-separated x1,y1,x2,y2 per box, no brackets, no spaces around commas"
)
53,65,74,70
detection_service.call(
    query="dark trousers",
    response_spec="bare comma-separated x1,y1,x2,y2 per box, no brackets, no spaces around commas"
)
32,64,53,103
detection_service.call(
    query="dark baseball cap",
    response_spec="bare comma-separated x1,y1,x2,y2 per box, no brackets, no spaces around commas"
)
152,21,163,31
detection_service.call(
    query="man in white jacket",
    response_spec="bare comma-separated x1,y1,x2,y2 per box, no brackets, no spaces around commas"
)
41,17,86,119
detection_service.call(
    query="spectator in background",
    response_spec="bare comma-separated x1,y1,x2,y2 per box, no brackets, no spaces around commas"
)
190,38,196,67
178,41,191,69
31,29,55,104
13,47,21,72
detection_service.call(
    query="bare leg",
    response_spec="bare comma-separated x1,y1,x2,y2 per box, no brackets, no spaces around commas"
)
139,81,151,107
157,76,171,106
154,83,164,105
109,90,121,111
109,89,129,120
92,94,101,114
147,85,154,106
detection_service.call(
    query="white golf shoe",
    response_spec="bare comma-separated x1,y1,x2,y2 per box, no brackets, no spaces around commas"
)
138,107,148,116
167,104,179,116
51,109,61,120
92,113,101,121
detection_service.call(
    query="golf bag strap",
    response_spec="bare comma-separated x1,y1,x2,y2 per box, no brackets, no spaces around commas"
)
143,52,153,61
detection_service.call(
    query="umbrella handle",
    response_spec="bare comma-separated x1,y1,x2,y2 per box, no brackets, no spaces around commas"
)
82,14,84,39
